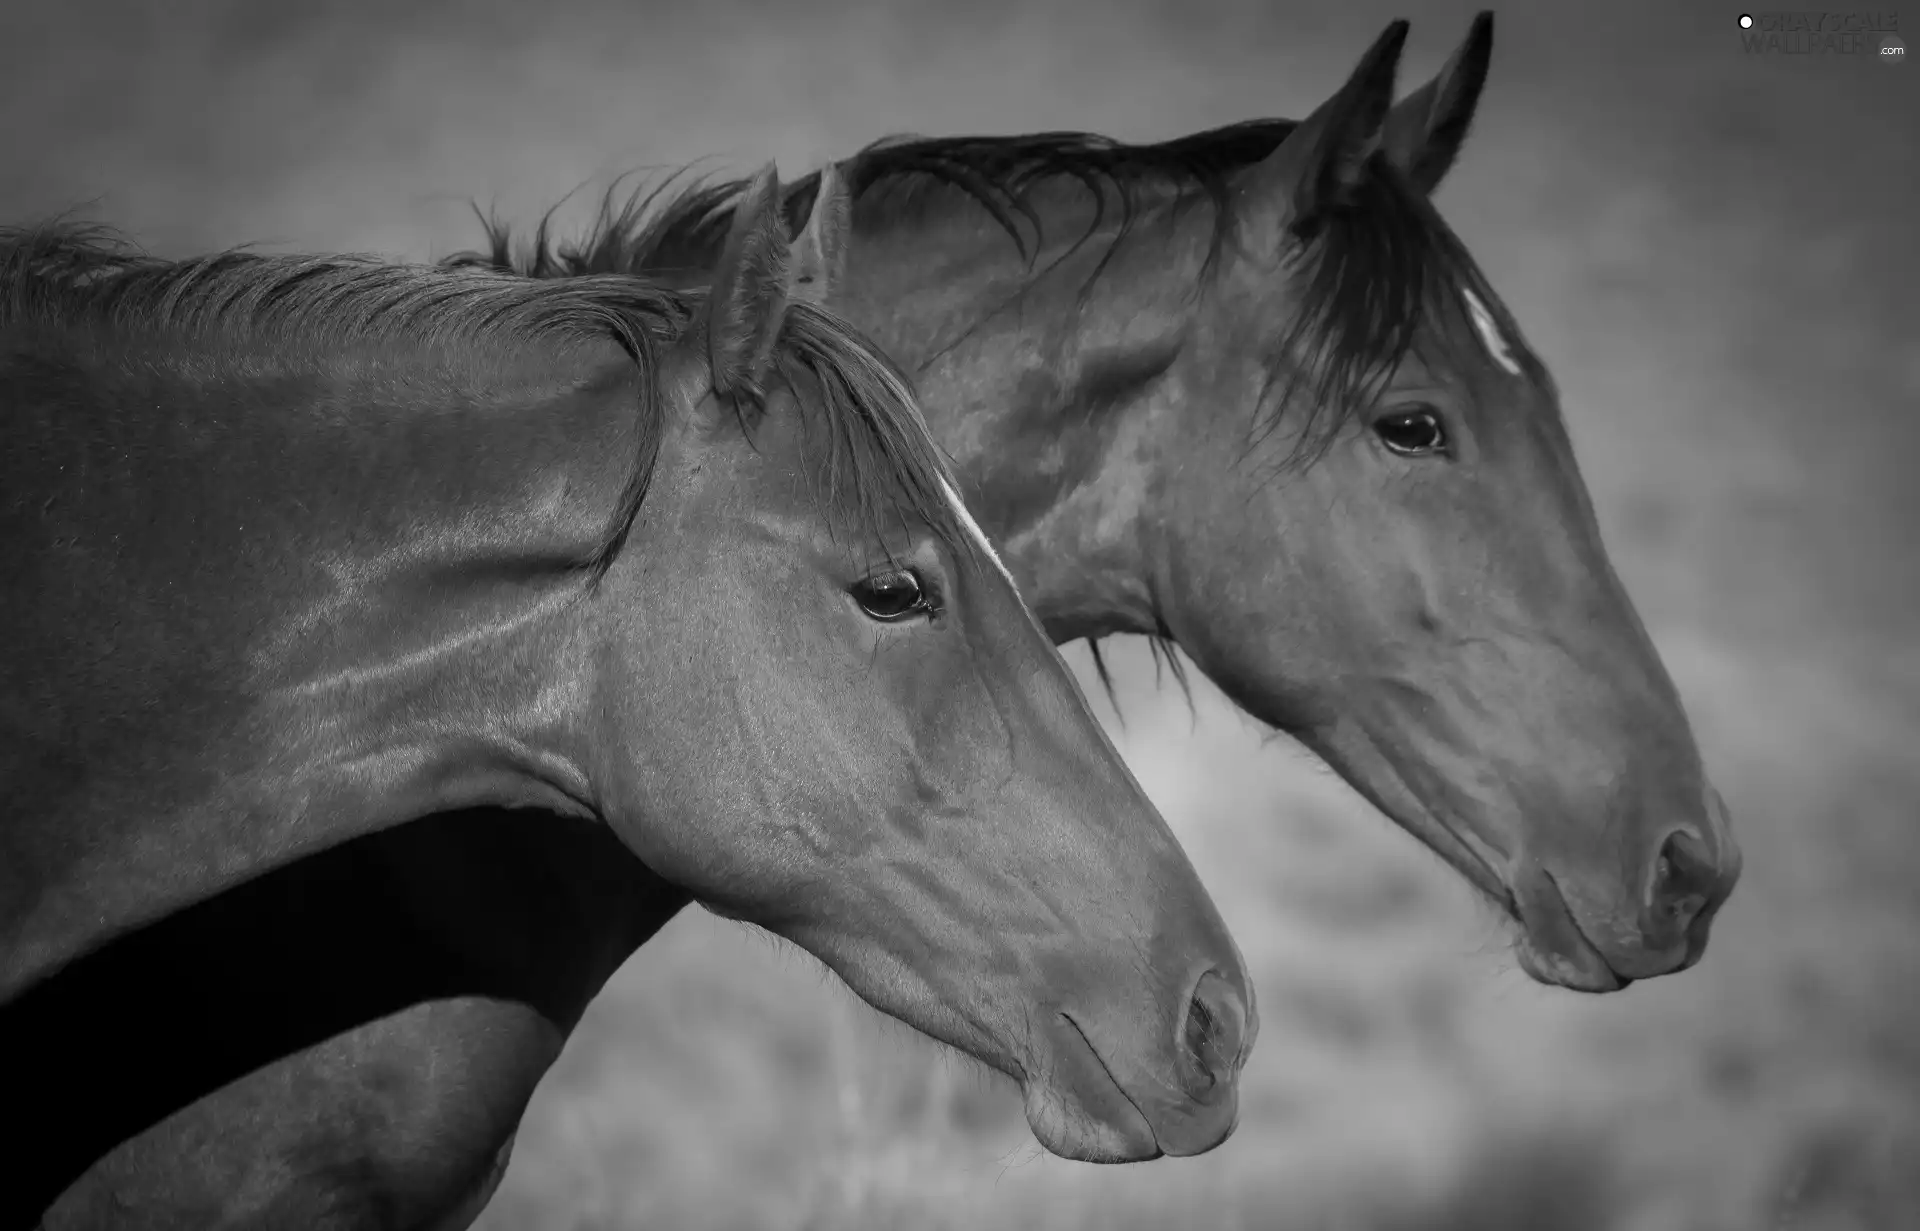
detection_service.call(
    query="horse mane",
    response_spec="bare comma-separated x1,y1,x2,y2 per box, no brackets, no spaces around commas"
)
0,222,968,580
448,121,1302,288
443,122,1526,711
445,120,1516,467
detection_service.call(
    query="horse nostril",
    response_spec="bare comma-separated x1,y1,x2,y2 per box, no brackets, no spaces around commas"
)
1649,828,1715,932
1183,996,1217,1080
1179,971,1247,1097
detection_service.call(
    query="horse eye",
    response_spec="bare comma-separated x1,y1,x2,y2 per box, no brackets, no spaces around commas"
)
850,569,931,622
1372,408,1449,457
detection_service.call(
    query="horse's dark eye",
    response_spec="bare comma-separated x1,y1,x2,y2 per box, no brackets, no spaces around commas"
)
1372,408,1449,457
850,569,930,622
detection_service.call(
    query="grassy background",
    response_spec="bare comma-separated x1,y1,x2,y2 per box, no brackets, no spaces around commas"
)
5,1,1915,1227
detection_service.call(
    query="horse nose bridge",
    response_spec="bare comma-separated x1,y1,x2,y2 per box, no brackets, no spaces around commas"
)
1001,675,1200,880
1051,871,1251,1021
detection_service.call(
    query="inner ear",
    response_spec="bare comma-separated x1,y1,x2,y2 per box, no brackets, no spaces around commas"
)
791,163,851,307
705,163,793,403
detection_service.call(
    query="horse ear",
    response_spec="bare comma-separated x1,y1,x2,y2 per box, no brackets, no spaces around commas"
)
705,162,791,402
790,162,851,306
1240,20,1407,245
1381,12,1493,196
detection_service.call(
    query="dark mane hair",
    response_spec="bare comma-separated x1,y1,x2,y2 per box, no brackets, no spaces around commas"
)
443,121,1521,710
1,222,968,581
445,119,1515,466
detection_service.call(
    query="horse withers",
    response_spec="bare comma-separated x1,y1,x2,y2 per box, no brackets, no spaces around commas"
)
0,168,1253,1229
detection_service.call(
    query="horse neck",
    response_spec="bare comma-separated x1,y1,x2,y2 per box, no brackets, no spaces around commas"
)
834,188,1212,643
0,340,622,999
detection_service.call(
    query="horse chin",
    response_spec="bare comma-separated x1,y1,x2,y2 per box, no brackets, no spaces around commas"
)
1020,1083,1162,1164
1514,932,1627,993
1510,869,1632,994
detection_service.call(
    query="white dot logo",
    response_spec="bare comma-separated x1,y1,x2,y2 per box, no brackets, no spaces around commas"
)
1738,13,1753,27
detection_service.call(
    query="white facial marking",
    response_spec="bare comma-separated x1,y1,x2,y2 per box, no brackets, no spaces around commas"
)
868,355,1017,590
1462,287,1523,377
937,474,1016,586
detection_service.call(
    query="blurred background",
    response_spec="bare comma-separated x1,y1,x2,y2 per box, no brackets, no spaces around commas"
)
6,1,1914,1227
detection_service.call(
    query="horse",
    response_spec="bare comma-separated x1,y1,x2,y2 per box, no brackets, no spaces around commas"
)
459,10,1745,995
28,12,1750,1227
1,167,1255,1229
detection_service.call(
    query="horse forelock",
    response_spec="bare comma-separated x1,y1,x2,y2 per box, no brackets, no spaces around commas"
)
1248,157,1552,471
769,300,978,567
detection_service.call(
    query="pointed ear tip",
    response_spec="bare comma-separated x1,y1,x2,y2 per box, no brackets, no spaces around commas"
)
745,162,782,196
1457,19,1495,79
1353,18,1408,60
1359,23,1410,90
1364,19,1411,70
